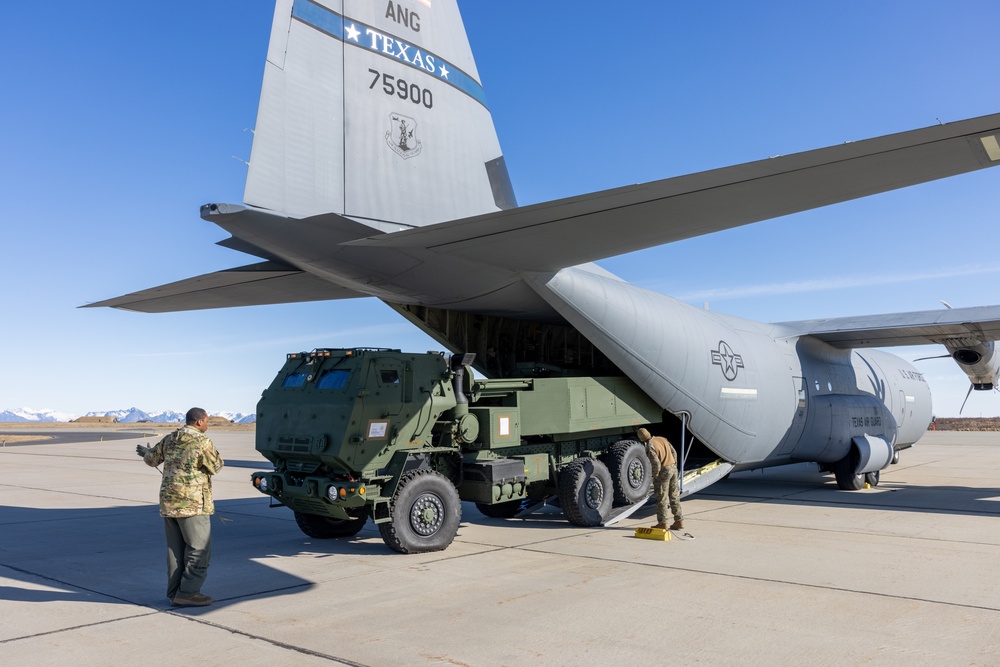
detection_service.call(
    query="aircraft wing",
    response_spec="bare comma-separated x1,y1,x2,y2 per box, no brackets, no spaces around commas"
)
347,114,1000,272
773,305,1000,348
82,261,367,313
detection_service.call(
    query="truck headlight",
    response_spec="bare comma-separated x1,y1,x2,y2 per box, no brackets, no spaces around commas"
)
259,477,269,492
327,486,338,502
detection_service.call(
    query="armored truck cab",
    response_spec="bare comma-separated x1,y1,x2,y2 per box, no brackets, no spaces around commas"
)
252,349,663,553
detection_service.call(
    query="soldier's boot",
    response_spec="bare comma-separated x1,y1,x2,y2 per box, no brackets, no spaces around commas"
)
172,593,212,607
669,520,684,530
652,523,667,530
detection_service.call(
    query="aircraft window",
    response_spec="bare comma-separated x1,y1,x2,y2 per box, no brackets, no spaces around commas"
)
282,372,307,388
380,370,400,385
827,381,833,392
814,380,820,391
317,370,350,389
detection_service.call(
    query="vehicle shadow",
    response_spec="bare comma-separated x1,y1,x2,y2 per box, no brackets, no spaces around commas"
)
0,498,394,614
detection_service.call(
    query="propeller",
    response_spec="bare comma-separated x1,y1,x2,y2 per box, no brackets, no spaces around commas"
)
912,300,955,363
913,353,951,362
960,383,974,415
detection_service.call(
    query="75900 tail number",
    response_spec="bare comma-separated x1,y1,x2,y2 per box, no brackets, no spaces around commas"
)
369,69,433,109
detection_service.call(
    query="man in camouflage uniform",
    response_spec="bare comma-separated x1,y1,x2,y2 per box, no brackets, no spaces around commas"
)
636,427,684,530
137,407,224,607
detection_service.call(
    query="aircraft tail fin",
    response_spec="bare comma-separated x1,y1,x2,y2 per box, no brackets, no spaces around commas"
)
245,0,515,229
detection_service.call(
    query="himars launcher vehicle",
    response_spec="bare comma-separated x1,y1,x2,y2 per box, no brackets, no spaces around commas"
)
252,348,665,552
90,1,1000,550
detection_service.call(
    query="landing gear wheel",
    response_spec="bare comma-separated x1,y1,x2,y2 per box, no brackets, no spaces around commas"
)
294,509,369,538
476,499,526,519
558,458,614,526
865,470,880,487
606,440,651,506
834,453,865,490
891,450,900,465
379,469,461,554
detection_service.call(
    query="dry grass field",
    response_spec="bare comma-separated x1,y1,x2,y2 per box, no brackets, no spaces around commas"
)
933,417,1000,431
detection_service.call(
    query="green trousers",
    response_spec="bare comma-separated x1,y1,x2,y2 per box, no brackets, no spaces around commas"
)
164,515,212,599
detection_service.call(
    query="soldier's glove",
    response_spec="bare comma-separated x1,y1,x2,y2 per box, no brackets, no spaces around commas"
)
136,444,150,457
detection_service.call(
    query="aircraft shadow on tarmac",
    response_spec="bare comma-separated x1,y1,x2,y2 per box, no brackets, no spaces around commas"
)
4,464,998,613
0,498,394,613
0,491,652,613
705,465,1000,519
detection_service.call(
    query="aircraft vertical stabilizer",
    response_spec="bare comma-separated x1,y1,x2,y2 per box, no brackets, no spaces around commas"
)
245,0,515,228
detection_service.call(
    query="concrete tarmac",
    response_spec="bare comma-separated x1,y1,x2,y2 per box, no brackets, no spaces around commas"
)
1,429,999,666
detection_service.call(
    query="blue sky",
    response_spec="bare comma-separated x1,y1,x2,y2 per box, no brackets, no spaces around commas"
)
2,1,999,418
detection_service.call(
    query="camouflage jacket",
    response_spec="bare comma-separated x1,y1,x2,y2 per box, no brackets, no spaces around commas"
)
143,425,224,518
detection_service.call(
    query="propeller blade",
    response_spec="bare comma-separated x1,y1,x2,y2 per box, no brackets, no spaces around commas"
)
913,354,951,362
959,383,974,415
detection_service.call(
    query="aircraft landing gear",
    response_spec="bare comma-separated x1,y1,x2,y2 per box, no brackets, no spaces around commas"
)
833,453,865,490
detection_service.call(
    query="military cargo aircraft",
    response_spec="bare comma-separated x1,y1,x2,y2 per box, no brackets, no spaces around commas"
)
89,0,1000,495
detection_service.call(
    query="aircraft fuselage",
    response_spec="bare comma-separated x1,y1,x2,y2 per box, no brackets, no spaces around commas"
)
528,266,932,475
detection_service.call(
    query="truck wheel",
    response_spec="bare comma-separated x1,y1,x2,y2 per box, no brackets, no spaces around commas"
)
379,470,462,554
476,499,526,519
606,440,651,506
558,458,614,527
294,510,368,538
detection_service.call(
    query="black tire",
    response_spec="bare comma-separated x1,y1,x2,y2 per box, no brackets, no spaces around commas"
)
865,470,880,487
558,458,614,526
378,470,461,554
891,450,900,465
476,499,526,519
606,440,651,506
294,509,369,538
834,453,865,490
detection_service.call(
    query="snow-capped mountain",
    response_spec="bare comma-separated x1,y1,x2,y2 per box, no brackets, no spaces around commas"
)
214,411,256,424
86,408,187,423
0,408,79,423
0,407,255,423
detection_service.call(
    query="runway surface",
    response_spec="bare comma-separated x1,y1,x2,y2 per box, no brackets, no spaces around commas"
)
1,429,998,665
0,428,159,446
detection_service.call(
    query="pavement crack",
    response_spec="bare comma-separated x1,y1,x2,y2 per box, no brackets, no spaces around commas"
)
509,546,1000,615
166,613,372,666
0,611,161,645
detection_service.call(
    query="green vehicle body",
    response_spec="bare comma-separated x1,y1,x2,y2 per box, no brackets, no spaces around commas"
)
251,348,662,553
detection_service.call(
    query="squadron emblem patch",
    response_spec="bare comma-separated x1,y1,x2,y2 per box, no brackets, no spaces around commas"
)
386,112,422,159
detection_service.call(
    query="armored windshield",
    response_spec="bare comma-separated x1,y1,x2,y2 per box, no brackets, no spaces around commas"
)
317,370,350,389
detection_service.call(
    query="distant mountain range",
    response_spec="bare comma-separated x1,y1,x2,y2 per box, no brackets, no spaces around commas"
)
0,407,256,424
